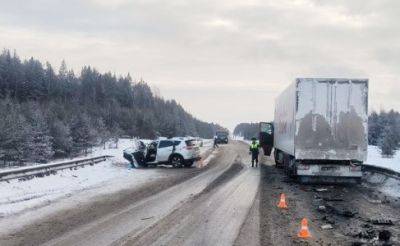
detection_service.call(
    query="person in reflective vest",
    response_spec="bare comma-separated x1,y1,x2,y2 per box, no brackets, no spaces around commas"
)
249,137,260,167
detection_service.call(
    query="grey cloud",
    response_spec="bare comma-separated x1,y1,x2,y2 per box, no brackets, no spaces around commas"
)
0,0,399,129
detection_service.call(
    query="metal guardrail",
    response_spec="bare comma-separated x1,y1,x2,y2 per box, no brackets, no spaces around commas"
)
0,155,113,182
363,164,400,180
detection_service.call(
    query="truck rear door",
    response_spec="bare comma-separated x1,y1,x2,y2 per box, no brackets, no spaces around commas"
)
295,79,368,161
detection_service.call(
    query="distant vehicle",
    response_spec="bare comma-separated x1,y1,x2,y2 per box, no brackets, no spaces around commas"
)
215,131,229,144
123,137,201,168
260,78,368,183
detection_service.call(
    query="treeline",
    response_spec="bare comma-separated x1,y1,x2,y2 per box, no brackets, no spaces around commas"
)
233,123,259,140
369,110,400,157
0,49,221,166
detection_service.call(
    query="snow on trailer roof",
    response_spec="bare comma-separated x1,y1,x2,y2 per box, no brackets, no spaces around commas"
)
296,78,368,84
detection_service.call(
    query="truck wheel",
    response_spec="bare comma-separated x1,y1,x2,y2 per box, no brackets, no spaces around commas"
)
274,150,283,168
170,155,184,168
287,158,297,178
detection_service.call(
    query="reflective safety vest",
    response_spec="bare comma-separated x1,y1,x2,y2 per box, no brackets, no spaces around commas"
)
250,142,259,150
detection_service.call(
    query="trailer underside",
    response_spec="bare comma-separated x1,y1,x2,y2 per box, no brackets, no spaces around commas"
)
273,149,363,184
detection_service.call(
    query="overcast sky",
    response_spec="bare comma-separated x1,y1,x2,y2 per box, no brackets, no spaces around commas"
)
0,0,399,130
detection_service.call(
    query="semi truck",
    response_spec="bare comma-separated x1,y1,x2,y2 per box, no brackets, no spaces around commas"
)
260,78,368,183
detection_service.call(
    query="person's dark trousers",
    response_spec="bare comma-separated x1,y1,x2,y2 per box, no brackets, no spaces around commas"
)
214,141,219,148
251,153,258,167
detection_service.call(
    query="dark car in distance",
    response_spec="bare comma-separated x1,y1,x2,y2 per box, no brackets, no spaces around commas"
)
215,131,229,144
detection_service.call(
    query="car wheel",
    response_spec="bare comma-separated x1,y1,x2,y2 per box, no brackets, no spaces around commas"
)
184,160,194,168
170,155,184,168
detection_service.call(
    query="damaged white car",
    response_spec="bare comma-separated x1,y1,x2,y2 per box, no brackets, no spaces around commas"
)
123,138,201,168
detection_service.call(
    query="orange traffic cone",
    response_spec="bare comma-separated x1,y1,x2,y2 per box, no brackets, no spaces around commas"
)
298,218,311,238
277,193,288,209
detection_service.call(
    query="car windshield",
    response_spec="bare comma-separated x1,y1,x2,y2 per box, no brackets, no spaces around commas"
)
216,132,228,137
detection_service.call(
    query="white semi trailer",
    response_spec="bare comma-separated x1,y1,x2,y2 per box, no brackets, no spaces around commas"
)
260,78,368,183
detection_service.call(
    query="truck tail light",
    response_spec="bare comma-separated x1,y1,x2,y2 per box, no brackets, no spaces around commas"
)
297,164,310,170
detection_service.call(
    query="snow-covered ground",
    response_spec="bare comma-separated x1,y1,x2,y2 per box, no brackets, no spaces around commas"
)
0,138,214,218
366,145,400,173
233,136,251,145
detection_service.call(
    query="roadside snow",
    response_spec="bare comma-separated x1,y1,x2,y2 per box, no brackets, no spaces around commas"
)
367,145,400,173
51,138,140,164
0,138,215,218
199,139,213,155
0,160,160,217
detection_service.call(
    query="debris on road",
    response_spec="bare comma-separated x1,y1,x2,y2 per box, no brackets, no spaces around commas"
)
338,210,357,218
323,197,344,202
322,215,336,225
321,224,333,230
315,188,329,192
259,161,400,245
141,216,154,221
368,199,382,204
378,230,391,242
369,219,394,226
317,205,326,212
355,228,376,240
321,205,357,218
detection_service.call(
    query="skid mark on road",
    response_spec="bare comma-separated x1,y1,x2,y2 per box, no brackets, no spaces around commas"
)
202,157,243,194
118,154,259,246
234,190,260,246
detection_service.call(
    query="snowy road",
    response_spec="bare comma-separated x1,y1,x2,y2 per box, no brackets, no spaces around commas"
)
0,141,260,246
2,141,400,245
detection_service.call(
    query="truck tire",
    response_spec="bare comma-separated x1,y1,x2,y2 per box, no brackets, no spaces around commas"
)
170,154,184,168
274,150,284,168
287,157,297,178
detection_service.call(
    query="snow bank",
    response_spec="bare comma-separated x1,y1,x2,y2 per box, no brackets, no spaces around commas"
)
367,145,400,173
0,160,161,217
199,139,213,155
51,138,139,164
